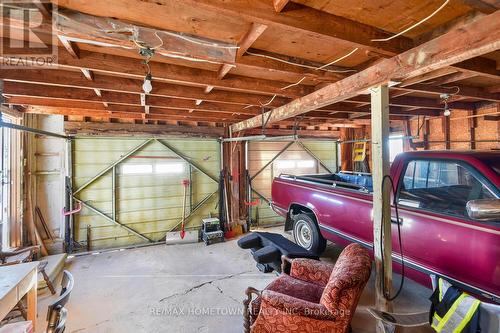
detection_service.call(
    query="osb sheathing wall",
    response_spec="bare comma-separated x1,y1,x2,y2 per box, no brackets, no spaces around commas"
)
73,138,220,250
409,104,500,151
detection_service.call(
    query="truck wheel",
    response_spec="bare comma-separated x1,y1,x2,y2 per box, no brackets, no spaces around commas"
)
293,213,326,255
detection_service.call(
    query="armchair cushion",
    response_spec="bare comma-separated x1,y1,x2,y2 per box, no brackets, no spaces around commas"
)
320,244,372,315
261,290,335,321
266,274,324,303
250,274,324,323
290,258,335,287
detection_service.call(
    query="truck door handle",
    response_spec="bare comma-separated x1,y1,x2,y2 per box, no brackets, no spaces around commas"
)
391,217,403,225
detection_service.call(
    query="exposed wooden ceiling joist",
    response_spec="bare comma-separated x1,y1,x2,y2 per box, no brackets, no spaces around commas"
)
56,0,414,56
0,46,310,98
230,10,500,132
64,121,226,137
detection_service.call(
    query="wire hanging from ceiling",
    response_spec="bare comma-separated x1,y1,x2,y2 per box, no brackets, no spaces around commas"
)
371,0,451,42
245,51,357,73
254,47,359,108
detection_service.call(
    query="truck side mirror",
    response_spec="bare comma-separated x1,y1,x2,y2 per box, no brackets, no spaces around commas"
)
466,199,500,221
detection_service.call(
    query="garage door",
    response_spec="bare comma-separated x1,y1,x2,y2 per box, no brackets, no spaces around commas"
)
72,138,220,250
248,140,337,226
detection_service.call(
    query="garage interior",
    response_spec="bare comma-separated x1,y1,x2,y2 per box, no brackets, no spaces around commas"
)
0,0,499,332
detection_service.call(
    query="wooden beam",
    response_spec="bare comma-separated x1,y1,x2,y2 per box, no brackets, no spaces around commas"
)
33,0,52,18
231,11,500,132
58,0,412,56
80,68,94,81
399,68,458,87
0,46,309,98
236,23,268,59
6,96,250,121
218,22,267,79
370,85,392,330
458,0,498,14
245,128,339,138
397,84,500,102
26,106,240,123
217,64,234,80
452,57,500,80
431,71,477,85
57,9,237,65
2,81,263,115
93,88,102,97
273,0,290,13
204,85,214,94
0,68,290,108
64,121,225,137
348,95,476,110
57,35,79,58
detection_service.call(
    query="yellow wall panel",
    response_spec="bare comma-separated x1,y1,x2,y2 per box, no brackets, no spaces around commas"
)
73,138,220,250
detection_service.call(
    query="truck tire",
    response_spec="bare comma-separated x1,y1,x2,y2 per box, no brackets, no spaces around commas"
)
292,213,326,255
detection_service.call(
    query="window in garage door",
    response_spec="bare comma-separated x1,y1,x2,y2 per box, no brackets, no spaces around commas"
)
248,140,337,226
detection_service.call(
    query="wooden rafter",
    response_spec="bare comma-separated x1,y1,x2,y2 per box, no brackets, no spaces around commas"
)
230,10,500,132
57,0,412,56
64,121,225,137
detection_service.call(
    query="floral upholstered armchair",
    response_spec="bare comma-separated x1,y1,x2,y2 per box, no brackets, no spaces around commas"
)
243,243,372,333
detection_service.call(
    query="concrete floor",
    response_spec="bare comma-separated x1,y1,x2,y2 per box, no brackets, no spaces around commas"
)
35,228,434,333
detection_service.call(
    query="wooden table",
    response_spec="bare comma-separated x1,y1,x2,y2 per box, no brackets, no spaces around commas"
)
0,262,38,331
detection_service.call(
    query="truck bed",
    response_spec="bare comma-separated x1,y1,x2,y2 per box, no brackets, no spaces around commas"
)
279,172,374,193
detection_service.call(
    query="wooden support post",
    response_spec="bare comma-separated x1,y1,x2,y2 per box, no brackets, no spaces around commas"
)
443,116,451,150
424,118,430,150
370,84,392,332
469,110,477,150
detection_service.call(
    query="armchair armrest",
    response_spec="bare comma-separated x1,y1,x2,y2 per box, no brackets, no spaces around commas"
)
243,287,261,333
261,290,335,321
290,258,334,286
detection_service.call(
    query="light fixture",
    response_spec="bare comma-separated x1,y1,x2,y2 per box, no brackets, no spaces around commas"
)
142,73,153,94
440,93,451,117
139,47,155,94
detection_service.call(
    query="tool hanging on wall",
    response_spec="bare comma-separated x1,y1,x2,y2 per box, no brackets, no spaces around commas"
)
180,179,190,239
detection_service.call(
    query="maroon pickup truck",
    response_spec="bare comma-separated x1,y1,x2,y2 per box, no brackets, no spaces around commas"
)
271,151,500,303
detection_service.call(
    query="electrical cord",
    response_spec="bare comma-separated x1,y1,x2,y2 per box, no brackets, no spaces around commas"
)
380,174,405,301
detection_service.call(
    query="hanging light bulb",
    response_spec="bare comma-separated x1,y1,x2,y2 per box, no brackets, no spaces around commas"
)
443,99,451,117
143,73,153,94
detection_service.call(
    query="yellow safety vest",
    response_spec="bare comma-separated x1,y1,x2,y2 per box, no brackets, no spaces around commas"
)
431,278,481,333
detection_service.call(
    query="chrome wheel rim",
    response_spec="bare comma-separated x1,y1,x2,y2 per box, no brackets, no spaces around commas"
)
295,220,312,249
